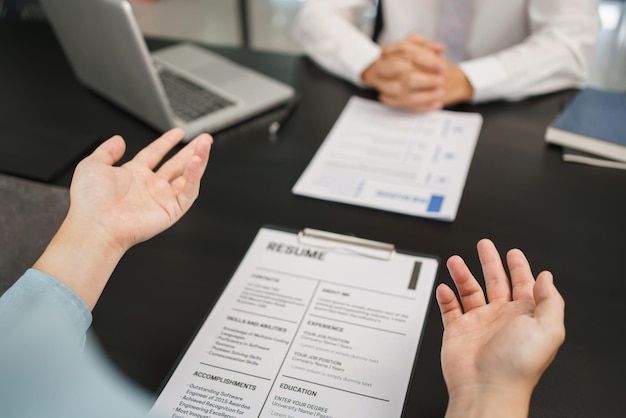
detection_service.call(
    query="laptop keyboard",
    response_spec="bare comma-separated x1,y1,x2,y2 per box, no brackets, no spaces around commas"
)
159,69,235,122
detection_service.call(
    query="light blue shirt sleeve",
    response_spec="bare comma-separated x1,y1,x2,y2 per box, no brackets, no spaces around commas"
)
0,269,158,418
0,268,92,338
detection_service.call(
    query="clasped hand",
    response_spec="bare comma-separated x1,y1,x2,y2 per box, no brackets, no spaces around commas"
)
361,33,473,111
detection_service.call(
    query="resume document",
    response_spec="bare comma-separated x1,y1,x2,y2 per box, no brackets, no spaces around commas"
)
151,227,438,418
293,97,482,221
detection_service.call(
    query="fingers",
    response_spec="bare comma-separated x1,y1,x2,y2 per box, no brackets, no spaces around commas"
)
445,240,531,313
447,241,552,306
379,90,443,112
88,135,126,166
436,283,463,328
506,248,537,302
444,240,565,352
363,36,448,113
374,70,444,94
476,239,511,303
158,133,212,182
371,54,444,86
403,33,446,54
372,63,444,111
446,254,486,312
132,128,186,169
174,134,213,211
406,71,445,91
364,53,444,112
369,54,415,79
533,271,566,343
382,36,446,73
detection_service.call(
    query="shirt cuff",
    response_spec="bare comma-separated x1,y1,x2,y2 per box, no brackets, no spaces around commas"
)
0,268,92,337
459,56,510,103
349,43,383,88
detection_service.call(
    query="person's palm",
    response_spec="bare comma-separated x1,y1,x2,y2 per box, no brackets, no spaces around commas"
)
69,129,211,252
440,292,558,393
437,240,565,400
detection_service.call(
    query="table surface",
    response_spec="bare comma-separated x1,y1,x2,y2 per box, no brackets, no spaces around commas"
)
1,20,625,418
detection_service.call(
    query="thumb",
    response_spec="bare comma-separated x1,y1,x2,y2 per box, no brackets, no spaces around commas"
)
89,135,126,166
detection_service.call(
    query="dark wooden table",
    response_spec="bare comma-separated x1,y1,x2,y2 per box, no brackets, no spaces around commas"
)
1,20,625,417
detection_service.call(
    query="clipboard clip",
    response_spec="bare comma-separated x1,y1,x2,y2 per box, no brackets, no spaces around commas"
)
297,228,396,261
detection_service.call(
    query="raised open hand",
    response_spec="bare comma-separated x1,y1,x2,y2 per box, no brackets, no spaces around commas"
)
68,128,212,253
436,239,565,417
34,129,212,309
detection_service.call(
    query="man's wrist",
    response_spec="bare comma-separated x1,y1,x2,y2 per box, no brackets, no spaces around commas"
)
360,60,378,88
443,66,474,105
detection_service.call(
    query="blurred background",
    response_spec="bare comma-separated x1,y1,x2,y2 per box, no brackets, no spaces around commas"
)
1,0,625,91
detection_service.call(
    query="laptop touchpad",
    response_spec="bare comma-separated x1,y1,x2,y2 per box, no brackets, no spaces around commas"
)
153,44,246,86
191,61,245,86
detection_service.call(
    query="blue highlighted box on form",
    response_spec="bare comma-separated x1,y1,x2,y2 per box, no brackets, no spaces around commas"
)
427,195,444,213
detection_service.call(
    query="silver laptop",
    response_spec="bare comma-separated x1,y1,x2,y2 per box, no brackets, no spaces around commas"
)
39,0,295,141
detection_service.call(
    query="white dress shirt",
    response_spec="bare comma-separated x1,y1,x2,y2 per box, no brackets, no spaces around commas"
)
293,0,600,103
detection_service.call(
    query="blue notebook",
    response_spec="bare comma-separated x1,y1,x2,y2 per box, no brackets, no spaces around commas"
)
545,88,626,163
